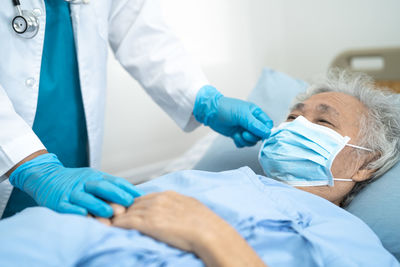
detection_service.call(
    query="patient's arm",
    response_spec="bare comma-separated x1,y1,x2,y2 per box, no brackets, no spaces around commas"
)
112,191,267,267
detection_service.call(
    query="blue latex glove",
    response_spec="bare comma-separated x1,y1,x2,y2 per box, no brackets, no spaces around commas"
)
9,153,144,218
193,86,273,147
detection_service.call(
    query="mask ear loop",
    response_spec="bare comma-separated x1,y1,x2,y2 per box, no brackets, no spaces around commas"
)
333,178,354,182
333,144,373,182
346,144,373,152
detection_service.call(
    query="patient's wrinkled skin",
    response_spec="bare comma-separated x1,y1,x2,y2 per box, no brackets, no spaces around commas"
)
287,92,376,205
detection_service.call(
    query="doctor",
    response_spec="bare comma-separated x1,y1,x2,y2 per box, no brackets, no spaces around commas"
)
0,0,272,219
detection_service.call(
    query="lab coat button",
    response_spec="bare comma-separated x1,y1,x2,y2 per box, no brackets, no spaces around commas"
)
25,78,36,88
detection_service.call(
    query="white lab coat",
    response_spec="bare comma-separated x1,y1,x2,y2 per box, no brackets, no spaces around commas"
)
0,0,208,216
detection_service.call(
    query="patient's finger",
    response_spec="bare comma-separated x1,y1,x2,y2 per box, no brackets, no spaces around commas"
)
96,217,112,226
112,210,145,229
110,203,126,216
124,198,153,212
93,204,124,226
87,210,111,226
113,215,142,229
126,192,159,206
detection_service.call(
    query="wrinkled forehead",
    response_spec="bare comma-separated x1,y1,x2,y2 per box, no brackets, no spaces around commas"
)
291,102,340,117
291,92,367,119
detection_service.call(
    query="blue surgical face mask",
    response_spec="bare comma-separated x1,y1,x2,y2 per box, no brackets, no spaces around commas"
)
258,116,372,186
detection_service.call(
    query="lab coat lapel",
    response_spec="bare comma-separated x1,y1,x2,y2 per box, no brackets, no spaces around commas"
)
68,3,108,169
69,3,81,47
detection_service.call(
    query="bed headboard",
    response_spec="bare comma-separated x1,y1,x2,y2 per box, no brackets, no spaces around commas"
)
331,47,400,93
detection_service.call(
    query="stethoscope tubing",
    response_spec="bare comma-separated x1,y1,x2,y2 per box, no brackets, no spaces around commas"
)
12,0,21,6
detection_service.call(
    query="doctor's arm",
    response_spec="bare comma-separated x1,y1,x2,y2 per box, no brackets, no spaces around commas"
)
107,0,272,147
5,150,47,177
0,85,47,182
112,191,268,267
1,84,142,218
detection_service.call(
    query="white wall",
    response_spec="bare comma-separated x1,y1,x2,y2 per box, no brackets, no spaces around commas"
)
271,0,400,80
101,0,400,175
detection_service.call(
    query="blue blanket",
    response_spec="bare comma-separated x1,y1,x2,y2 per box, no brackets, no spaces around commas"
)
0,167,398,266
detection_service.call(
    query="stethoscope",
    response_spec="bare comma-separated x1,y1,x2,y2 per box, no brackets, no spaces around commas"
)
11,0,89,39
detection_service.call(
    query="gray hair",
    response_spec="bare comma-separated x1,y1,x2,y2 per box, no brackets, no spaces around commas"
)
292,69,400,207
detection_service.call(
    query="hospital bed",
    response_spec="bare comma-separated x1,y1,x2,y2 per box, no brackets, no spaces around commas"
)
152,47,400,261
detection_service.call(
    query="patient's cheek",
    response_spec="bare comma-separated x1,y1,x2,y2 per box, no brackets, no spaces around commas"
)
331,147,360,178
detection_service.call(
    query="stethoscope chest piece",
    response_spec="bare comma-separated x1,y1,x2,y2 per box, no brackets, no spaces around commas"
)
11,0,40,40
12,9,39,38
11,0,88,39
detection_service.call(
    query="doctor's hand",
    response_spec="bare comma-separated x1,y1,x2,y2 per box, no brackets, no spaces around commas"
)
9,153,144,218
193,86,273,147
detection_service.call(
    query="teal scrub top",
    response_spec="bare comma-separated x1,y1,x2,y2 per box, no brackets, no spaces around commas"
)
3,0,88,218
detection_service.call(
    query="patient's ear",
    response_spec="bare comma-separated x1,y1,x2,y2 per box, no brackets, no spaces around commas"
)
352,152,379,182
351,168,376,182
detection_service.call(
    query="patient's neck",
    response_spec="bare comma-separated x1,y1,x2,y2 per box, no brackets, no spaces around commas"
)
295,186,344,207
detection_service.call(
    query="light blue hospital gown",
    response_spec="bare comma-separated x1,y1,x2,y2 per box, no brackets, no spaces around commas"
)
0,167,398,266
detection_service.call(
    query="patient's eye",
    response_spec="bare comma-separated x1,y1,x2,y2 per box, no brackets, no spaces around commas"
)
317,119,334,126
286,114,298,121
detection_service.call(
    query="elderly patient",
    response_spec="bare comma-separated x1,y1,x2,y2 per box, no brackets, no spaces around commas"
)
1,70,399,267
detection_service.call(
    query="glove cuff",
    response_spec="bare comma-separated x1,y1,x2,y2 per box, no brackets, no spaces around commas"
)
9,153,62,190
193,85,223,126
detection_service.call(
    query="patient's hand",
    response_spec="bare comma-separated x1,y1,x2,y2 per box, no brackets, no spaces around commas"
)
111,191,267,267
111,191,226,252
